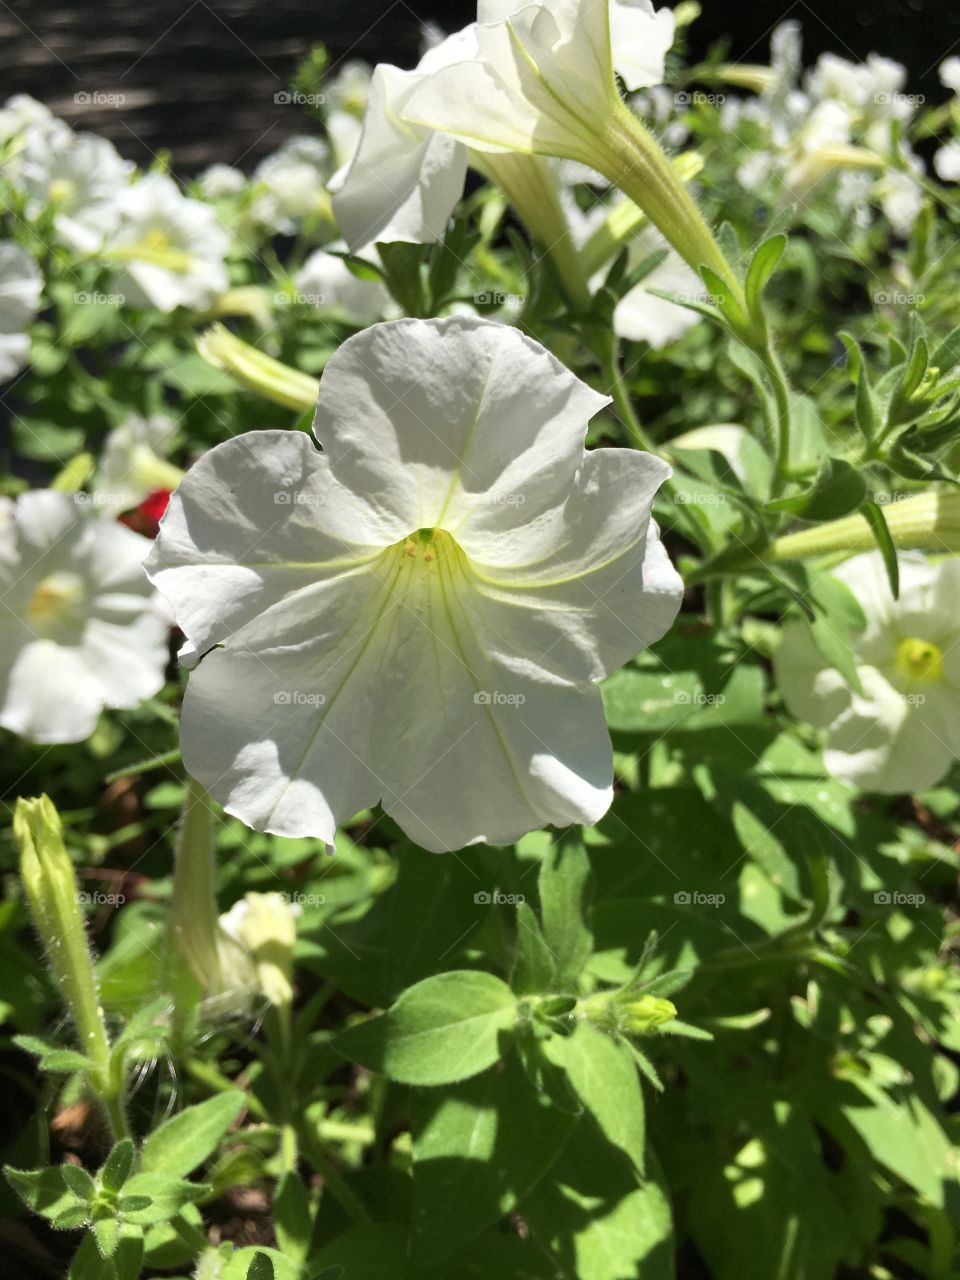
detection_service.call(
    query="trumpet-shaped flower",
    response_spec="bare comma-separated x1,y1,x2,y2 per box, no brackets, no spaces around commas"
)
0,491,170,743
218,891,300,1008
108,173,229,312
774,552,960,794
146,317,682,852
0,241,42,382
330,0,674,253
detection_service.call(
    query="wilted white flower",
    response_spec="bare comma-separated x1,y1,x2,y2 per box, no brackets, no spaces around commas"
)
146,316,682,853
774,552,960,794
0,491,169,743
252,136,332,234
92,414,184,515
18,126,132,253
0,241,42,381
295,245,393,323
108,173,230,312
218,891,301,1008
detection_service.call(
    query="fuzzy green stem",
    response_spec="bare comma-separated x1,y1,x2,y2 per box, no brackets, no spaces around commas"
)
171,777,222,993
14,796,127,1138
763,343,794,497
600,100,746,314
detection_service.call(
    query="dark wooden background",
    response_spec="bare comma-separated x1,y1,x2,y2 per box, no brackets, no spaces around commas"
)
2,0,958,173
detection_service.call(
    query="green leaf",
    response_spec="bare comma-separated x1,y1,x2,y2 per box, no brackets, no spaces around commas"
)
70,1232,115,1280
544,1022,646,1175
13,1034,94,1074
410,1052,577,1265
119,1173,209,1225
100,1140,136,1195
273,1171,312,1264
538,840,593,990
859,500,900,599
62,1164,97,1202
93,1217,121,1259
334,970,517,1085
510,901,556,996
140,1091,245,1180
5,1165,87,1225
308,1225,412,1278
745,233,787,319
768,456,866,521
246,1253,274,1280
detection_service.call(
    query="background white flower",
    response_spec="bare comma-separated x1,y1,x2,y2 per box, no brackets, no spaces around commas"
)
218,891,300,1008
774,552,960,793
147,317,682,852
18,126,132,254
0,491,170,743
252,136,333,234
295,245,394,323
0,241,42,382
612,227,703,347
108,173,230,312
92,413,184,515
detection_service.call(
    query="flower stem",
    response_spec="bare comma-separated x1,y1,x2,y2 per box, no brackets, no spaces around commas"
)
768,490,960,562
762,343,793,498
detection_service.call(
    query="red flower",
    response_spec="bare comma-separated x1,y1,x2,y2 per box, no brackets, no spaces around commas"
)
119,489,171,539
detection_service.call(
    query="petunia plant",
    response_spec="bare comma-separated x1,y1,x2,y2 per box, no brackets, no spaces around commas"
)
2,7,960,1280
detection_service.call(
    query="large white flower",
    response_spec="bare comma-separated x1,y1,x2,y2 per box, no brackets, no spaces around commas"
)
331,0,673,252
0,491,170,744
146,317,682,853
18,126,132,254
0,241,42,382
107,173,230,312
774,552,960,794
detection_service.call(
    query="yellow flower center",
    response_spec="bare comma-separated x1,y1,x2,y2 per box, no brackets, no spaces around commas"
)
144,227,172,251
895,636,943,684
47,177,75,204
27,571,85,630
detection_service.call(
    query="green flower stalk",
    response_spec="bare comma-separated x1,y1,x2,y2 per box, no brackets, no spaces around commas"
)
198,324,319,412
170,776,222,996
768,491,960,562
14,795,127,1137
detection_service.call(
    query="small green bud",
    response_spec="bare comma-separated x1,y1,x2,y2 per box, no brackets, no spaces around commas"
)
621,994,678,1034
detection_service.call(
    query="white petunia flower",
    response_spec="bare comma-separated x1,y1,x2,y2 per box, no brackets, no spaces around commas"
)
873,166,923,236
774,552,960,794
0,241,42,382
934,139,960,183
18,126,132,253
939,57,960,97
612,227,703,348
146,317,682,853
107,173,230,312
218,891,300,1008
252,136,333,234
198,163,247,199
0,491,170,744
323,60,373,168
92,414,184,515
295,244,394,323
0,95,58,146
331,0,673,252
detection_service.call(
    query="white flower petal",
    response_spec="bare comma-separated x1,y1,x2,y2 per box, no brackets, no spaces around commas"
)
773,621,852,728
609,0,675,91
